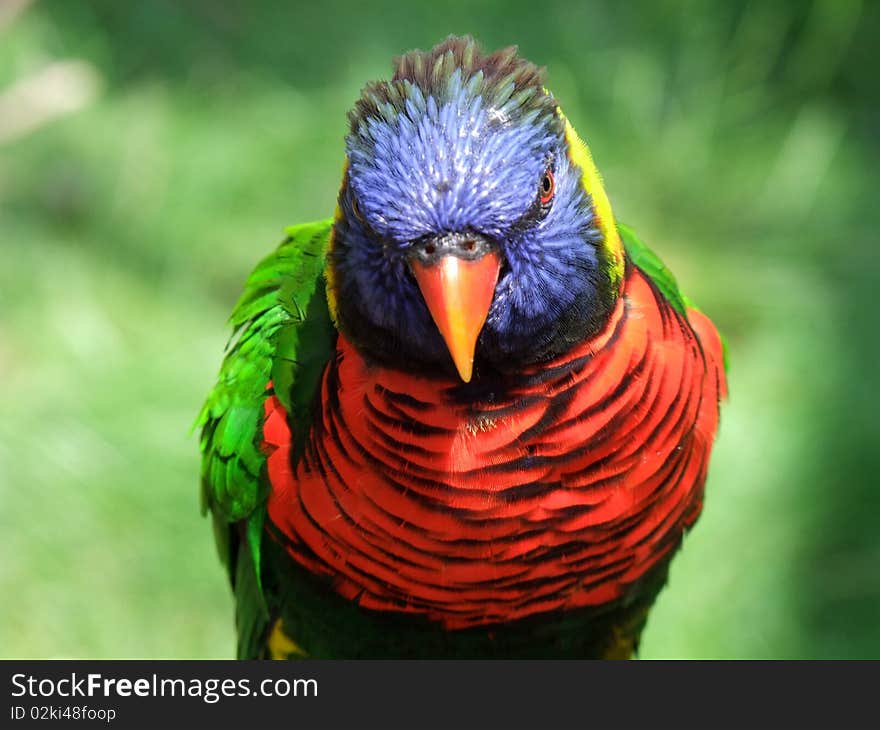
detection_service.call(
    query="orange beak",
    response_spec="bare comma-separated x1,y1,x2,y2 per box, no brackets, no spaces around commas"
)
411,251,501,382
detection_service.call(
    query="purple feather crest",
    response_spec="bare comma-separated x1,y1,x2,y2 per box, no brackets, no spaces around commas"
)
346,36,563,243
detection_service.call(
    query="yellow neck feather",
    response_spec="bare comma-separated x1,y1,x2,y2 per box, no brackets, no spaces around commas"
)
560,111,625,291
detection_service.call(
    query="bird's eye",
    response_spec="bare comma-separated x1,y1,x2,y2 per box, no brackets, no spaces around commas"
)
539,168,555,206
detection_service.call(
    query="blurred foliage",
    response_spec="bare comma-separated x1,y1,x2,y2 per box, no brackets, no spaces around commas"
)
1,0,877,658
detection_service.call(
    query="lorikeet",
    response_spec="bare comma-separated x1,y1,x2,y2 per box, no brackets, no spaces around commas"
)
197,36,727,659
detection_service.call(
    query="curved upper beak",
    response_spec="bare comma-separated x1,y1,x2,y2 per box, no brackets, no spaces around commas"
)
409,233,501,382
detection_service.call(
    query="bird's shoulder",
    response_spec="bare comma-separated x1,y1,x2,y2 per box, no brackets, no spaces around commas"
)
619,221,728,378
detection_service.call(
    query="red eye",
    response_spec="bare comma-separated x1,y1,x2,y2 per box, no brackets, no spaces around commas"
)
539,169,555,206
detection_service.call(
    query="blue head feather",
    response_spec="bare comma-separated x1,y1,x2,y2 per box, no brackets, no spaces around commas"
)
331,38,614,375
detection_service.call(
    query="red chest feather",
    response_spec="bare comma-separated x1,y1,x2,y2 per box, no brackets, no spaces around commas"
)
265,267,726,629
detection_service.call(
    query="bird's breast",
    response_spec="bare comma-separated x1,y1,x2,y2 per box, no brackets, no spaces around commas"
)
265,266,724,629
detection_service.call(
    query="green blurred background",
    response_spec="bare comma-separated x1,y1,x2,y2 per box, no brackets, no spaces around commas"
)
1,0,878,659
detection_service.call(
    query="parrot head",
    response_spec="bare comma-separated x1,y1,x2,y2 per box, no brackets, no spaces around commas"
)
329,36,624,382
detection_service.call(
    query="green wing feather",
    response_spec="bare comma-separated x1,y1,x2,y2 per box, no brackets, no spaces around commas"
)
619,222,729,372
195,218,336,657
618,222,690,318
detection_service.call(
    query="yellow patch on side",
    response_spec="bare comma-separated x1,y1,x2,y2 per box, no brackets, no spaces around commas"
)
599,601,653,660
323,159,349,327
560,111,625,292
267,618,309,660
601,625,638,660
323,225,339,326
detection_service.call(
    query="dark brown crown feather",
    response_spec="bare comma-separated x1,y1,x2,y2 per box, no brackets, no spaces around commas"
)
348,35,559,135
393,35,545,93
